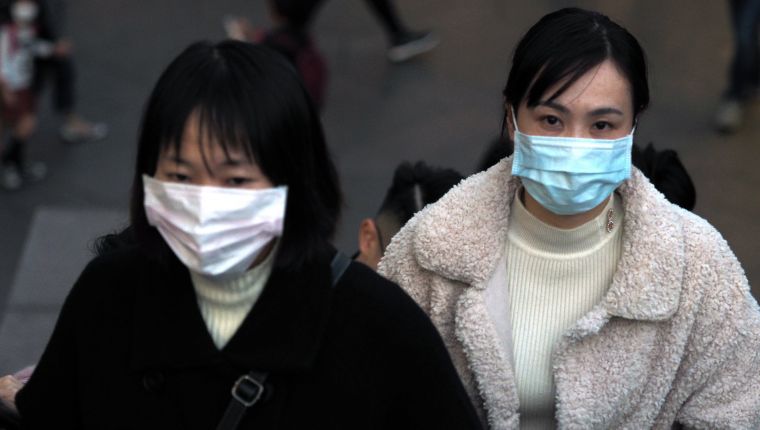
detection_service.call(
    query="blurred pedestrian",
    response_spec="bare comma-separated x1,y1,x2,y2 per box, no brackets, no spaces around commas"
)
269,0,438,63
226,0,438,108
380,8,760,428
355,161,463,270
8,40,482,429
0,0,57,190
33,0,108,143
714,0,760,133
226,1,328,109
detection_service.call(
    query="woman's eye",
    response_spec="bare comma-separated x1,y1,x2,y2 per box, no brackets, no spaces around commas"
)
542,115,560,126
593,121,612,131
167,173,190,182
226,177,252,186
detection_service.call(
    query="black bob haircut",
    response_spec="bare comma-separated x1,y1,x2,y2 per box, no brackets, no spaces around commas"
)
503,8,649,119
377,161,464,227
123,40,342,269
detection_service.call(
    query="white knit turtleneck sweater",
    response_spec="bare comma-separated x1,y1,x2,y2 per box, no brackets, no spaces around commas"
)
507,191,624,429
190,247,276,349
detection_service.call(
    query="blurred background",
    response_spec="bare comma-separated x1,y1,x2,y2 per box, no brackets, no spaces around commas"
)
0,0,758,371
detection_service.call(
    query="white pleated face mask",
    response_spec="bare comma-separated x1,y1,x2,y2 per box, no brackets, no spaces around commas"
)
143,175,287,278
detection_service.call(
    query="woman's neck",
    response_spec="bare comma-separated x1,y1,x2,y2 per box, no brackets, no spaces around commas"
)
522,189,611,230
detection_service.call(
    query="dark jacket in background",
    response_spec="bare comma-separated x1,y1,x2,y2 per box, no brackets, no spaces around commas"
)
16,246,482,429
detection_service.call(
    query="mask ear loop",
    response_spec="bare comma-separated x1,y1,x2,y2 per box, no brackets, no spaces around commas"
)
510,106,521,135
373,220,386,255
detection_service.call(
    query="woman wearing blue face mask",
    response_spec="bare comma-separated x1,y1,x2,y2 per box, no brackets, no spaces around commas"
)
5,41,482,430
379,8,760,429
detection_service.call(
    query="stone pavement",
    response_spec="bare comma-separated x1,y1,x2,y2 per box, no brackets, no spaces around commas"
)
0,0,758,372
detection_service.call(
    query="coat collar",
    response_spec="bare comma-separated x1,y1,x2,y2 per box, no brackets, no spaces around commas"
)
129,248,335,373
412,157,684,322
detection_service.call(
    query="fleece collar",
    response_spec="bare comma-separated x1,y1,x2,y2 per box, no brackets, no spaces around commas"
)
412,157,684,322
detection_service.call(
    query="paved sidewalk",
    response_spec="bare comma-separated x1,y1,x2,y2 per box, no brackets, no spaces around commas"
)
0,208,125,373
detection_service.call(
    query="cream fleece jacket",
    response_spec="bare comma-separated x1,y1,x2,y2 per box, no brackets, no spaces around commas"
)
379,157,760,430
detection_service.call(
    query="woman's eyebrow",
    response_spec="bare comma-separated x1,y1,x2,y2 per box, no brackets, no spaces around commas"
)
588,107,624,116
537,100,569,113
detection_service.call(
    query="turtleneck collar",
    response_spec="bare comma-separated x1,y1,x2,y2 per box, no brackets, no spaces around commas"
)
190,243,277,306
508,189,624,257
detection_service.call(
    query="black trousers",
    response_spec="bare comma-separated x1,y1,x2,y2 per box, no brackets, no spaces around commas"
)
32,55,76,114
273,0,406,38
727,0,760,99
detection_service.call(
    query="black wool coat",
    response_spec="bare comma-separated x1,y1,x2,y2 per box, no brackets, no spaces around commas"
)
16,245,482,430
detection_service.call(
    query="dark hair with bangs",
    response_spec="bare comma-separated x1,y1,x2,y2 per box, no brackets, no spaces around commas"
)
124,40,341,269
503,8,649,119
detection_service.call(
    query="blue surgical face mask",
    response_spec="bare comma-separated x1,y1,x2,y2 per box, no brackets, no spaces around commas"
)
510,110,634,215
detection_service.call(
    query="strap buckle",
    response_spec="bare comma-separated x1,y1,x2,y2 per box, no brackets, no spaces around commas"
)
231,374,264,408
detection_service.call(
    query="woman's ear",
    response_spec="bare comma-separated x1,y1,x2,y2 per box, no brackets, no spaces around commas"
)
505,104,516,142
355,218,382,270
357,218,379,255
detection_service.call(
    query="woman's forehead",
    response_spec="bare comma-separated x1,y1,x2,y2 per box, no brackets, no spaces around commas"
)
535,60,632,112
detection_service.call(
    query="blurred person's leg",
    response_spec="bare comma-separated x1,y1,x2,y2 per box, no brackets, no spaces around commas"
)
364,0,405,36
34,51,108,144
728,0,760,98
52,55,74,114
14,112,46,181
363,0,439,63
1,98,46,191
52,55,108,144
716,0,760,133
271,0,438,62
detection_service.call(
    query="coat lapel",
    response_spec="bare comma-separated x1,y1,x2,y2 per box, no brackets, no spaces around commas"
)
410,157,686,428
601,170,684,321
455,287,521,429
552,168,686,428
415,160,522,428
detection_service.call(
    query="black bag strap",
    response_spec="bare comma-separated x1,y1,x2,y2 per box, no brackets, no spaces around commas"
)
330,251,351,288
216,251,352,430
216,371,268,430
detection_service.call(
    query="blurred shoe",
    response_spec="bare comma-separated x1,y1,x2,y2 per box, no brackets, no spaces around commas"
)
22,161,47,182
1,164,22,190
60,120,109,144
714,97,744,134
387,31,439,63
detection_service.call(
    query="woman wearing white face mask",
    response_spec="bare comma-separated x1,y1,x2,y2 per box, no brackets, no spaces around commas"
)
6,41,483,430
379,8,760,429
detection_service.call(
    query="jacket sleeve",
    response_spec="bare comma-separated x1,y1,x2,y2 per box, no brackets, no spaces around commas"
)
377,216,433,312
676,237,760,429
14,259,103,429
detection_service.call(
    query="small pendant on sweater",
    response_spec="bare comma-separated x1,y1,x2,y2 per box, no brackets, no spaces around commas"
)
606,209,615,233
